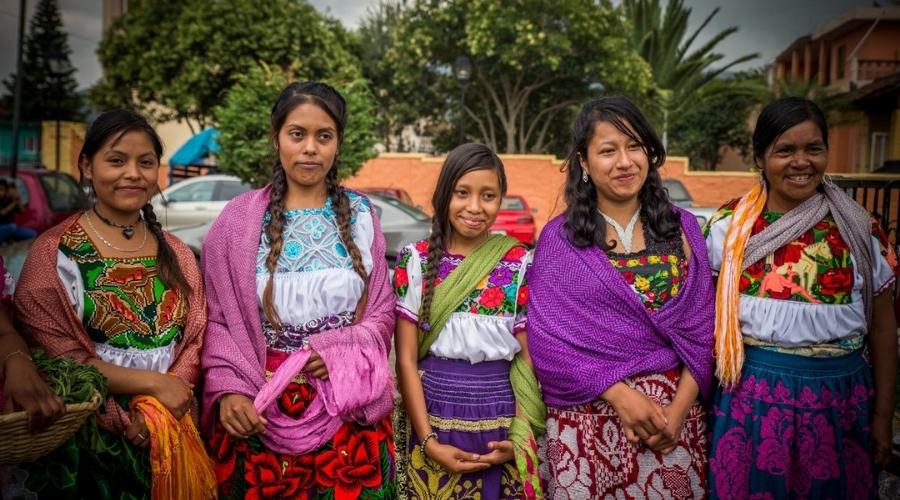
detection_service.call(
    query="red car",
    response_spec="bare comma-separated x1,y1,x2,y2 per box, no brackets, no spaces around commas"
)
0,168,88,235
491,195,536,246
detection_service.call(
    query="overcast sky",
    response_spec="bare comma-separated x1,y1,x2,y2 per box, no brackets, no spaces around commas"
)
0,0,882,91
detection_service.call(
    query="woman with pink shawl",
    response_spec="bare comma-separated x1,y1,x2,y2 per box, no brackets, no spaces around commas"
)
201,82,396,499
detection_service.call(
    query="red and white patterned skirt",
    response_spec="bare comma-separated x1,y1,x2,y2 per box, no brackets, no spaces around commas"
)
540,369,708,499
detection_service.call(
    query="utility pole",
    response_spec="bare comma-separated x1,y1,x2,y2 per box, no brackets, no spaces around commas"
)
10,0,27,178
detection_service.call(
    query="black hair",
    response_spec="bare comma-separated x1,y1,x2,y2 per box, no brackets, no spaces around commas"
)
562,96,680,250
261,81,367,332
419,143,507,330
79,109,191,295
753,96,829,164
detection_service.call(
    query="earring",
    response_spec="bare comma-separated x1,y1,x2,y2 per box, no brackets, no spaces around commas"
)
582,170,589,183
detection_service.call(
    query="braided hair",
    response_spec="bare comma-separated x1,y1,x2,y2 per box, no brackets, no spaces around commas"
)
261,82,368,332
418,143,507,331
562,96,681,250
78,109,191,295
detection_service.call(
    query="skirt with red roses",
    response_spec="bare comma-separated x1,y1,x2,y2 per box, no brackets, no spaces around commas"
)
207,349,396,500
540,369,708,499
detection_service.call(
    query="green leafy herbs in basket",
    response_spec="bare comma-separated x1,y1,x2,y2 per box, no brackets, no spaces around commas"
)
31,349,108,403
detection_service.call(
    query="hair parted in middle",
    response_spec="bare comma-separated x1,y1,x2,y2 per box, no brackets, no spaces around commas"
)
418,142,508,331
562,95,681,250
261,81,368,333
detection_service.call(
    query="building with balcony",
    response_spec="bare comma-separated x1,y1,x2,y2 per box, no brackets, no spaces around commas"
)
771,6,900,173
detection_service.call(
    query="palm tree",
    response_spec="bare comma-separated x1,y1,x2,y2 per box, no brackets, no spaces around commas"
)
623,0,758,146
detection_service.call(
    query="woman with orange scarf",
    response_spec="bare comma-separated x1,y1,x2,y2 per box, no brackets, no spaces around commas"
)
705,97,897,499
11,110,214,499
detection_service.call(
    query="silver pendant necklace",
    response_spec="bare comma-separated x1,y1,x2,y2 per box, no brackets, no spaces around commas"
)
85,211,148,253
598,206,641,253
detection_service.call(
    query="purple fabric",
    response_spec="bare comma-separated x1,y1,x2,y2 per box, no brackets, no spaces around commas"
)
414,356,516,500
527,207,715,408
200,185,396,452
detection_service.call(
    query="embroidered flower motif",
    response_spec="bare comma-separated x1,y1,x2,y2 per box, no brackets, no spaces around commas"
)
488,267,514,287
504,246,526,261
315,426,383,499
634,276,651,292
479,287,506,309
283,241,301,259
415,240,429,253
517,285,529,306
245,450,312,500
817,267,853,296
277,382,318,419
710,427,751,498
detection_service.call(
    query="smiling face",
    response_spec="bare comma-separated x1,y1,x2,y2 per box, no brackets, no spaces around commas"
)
275,101,339,191
759,120,828,213
81,130,159,219
447,168,503,248
581,120,649,206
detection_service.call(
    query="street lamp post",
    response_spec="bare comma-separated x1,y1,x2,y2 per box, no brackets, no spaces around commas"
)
48,51,67,171
10,0,27,178
453,56,472,145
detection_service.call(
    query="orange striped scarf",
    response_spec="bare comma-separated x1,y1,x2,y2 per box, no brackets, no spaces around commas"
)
715,181,767,386
132,395,217,500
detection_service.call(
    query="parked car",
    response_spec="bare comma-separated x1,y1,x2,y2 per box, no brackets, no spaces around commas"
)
491,195,537,246
151,174,252,230
662,178,717,227
0,167,87,235
169,191,431,267
357,187,415,207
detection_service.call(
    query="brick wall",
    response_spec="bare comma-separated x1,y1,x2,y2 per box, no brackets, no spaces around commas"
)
345,153,760,235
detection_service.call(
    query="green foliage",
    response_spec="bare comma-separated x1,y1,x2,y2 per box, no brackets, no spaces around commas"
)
669,73,768,170
1,0,83,122
382,0,653,154
214,64,378,187
770,77,858,126
91,0,360,131
623,0,757,130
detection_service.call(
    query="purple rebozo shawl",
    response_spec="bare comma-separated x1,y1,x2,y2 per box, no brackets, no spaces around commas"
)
200,186,395,454
527,206,715,408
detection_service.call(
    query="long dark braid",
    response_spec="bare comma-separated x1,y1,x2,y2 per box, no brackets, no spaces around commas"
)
261,164,288,332
325,167,368,289
141,203,192,295
418,220,444,331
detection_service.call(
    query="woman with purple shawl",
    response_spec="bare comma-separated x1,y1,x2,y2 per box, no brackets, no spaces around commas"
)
528,97,715,498
200,82,396,499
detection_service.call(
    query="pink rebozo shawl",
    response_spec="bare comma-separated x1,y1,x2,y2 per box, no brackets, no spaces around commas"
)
200,186,395,455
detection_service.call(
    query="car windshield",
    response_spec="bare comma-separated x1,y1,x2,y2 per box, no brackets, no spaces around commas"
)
501,197,525,210
375,195,429,222
662,179,691,203
40,174,84,211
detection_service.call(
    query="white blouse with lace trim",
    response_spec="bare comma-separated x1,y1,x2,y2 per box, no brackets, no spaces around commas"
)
254,194,375,333
706,213,894,346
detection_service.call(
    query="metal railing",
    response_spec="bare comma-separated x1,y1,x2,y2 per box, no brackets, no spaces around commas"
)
833,177,900,245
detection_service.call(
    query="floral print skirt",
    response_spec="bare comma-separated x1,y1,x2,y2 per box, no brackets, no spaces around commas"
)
540,369,708,499
708,346,875,499
208,349,396,500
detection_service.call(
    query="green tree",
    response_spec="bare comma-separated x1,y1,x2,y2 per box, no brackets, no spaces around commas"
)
214,64,378,187
91,0,360,133
623,0,757,136
1,0,83,122
669,72,767,170
356,1,416,151
384,0,653,154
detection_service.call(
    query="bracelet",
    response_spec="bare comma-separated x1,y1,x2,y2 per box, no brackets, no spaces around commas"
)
420,431,438,454
2,349,32,373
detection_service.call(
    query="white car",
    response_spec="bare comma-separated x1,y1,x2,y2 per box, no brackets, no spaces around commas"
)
151,174,252,230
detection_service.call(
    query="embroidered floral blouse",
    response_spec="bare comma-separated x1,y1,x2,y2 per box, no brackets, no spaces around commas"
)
608,235,688,312
56,222,187,372
255,192,374,352
705,199,897,357
393,240,530,363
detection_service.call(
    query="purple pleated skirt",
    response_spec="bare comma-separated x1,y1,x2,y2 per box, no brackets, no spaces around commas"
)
407,356,521,499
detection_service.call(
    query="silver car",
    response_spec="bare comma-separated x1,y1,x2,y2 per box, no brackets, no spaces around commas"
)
151,175,252,230
169,191,431,266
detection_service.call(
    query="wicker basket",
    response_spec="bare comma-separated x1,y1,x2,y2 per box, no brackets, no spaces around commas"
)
0,390,103,464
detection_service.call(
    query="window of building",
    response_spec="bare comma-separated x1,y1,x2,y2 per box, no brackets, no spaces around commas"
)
837,45,846,79
871,132,888,170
